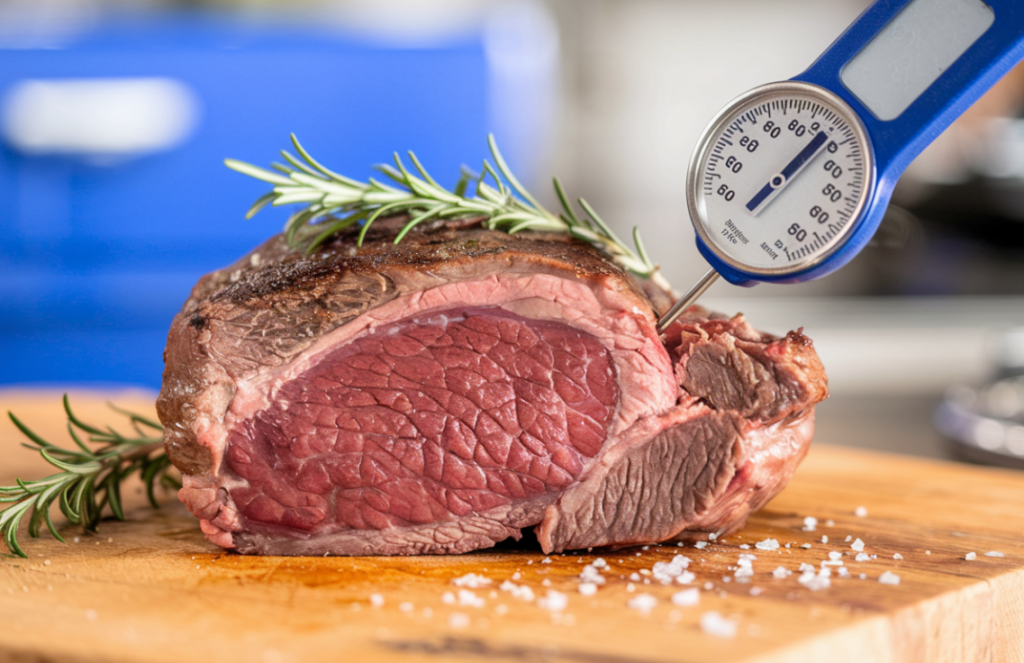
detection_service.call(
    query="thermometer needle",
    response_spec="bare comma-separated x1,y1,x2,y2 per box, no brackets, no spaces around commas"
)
657,268,720,333
745,130,830,215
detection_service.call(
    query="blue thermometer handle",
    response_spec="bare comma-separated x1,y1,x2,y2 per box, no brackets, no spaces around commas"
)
699,0,1024,286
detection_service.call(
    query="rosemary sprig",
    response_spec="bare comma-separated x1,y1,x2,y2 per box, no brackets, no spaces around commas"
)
226,134,671,290
0,396,176,558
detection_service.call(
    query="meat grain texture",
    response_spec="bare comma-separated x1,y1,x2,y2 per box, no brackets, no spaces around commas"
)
157,217,827,555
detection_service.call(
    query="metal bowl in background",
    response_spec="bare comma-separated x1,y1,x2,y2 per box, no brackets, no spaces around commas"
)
936,328,1024,469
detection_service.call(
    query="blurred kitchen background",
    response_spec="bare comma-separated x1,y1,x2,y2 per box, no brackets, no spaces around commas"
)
1,0,1023,466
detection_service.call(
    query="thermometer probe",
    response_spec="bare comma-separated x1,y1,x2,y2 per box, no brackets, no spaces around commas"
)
658,0,1024,332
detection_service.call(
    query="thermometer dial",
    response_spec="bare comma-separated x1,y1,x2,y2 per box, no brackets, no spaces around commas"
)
688,82,874,277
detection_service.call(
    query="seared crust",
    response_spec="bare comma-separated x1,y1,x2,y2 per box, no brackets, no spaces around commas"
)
157,217,653,475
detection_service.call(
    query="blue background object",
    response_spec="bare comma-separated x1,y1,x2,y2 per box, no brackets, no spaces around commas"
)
697,0,1024,286
0,10,549,389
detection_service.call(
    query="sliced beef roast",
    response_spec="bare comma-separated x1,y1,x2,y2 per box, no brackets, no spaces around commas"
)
157,217,827,555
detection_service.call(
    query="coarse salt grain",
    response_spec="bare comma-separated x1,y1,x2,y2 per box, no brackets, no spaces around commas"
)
627,593,657,614
801,544,813,549
799,562,815,573
452,573,492,588
985,551,1006,557
798,570,831,591
448,612,470,628
652,555,691,584
772,566,789,579
739,544,751,549
879,571,900,585
442,592,456,605
370,594,384,608
672,588,700,607
592,557,607,568
579,564,606,585
893,553,903,560
537,590,568,612
457,590,485,608
675,571,696,585
399,602,414,613
828,551,843,561
499,581,535,602
855,553,870,562
700,611,737,639
629,572,641,582
855,506,868,517
494,605,507,616
749,587,762,596
755,538,780,551
541,557,552,564
821,535,829,544
512,572,521,580
838,567,850,578
845,535,852,543
965,552,977,560
579,582,598,597
542,579,552,587
851,538,865,552
694,541,708,549
626,583,636,592
803,516,818,532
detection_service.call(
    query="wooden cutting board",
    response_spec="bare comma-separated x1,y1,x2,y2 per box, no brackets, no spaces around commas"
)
1,390,1023,663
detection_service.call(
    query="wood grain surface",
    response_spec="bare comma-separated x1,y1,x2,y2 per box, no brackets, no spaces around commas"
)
1,389,1022,663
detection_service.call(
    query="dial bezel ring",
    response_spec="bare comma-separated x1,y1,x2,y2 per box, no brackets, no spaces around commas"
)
686,81,876,277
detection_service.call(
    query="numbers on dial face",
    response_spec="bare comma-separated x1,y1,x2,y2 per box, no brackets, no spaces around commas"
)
697,96,868,273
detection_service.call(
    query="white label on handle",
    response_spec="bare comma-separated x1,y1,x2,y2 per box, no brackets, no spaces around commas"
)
1,77,199,157
841,0,994,121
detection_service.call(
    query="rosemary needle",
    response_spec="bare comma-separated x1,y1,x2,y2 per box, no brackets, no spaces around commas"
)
0,396,177,558
226,134,672,292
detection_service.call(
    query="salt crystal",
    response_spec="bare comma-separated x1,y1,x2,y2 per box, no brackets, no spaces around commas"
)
675,571,696,585
893,553,903,560
879,571,900,585
537,590,568,612
798,570,831,591
985,551,1006,558
700,611,737,639
739,544,751,550
772,566,789,579
709,532,718,541
494,605,507,616
845,535,852,543
579,565,607,585
499,581,535,602
965,552,977,560
452,573,492,588
825,520,835,527
399,602,414,613
755,538,779,551
652,555,691,584
694,541,708,550
803,516,818,532
512,572,521,580
592,558,607,568
749,587,762,596
579,582,598,597
370,594,384,608
854,506,868,518
448,612,470,628
821,535,829,544
541,557,552,564
828,551,842,561
629,572,641,582
642,546,649,551
799,563,815,573
851,538,865,552
542,579,551,587
672,588,700,607
859,573,867,579
801,544,812,549
626,583,636,592
457,589,485,608
738,553,757,561
855,553,870,562
704,582,714,590
838,567,850,578
627,593,657,614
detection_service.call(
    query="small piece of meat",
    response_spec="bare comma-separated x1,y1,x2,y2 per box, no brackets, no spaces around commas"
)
157,217,827,555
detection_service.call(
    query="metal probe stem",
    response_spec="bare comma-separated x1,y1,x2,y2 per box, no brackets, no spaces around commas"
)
656,268,720,333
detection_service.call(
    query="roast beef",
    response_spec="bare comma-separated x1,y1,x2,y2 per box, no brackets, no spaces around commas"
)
157,216,827,555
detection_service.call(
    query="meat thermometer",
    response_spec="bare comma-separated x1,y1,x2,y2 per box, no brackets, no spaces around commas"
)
658,0,1024,332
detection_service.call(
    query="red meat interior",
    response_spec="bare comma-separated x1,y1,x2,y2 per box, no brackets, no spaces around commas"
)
225,307,619,534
